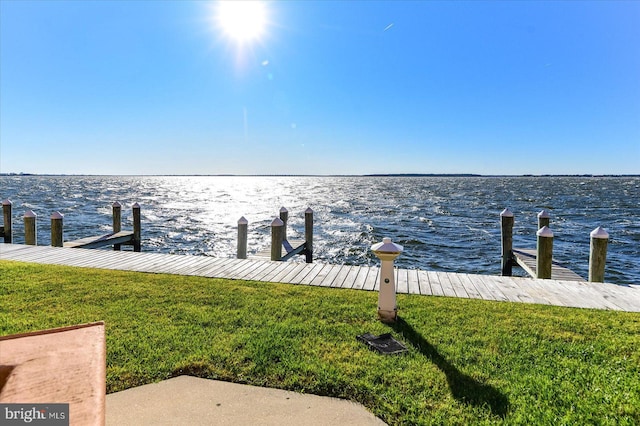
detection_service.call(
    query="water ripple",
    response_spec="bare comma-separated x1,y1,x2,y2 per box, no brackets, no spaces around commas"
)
1,175,638,285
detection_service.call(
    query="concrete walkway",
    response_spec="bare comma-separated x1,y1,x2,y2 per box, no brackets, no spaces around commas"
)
106,376,386,425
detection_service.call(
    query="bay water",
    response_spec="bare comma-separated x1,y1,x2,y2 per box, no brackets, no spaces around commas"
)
1,175,638,285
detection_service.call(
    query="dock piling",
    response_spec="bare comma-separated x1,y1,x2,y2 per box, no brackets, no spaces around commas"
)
2,199,12,243
536,226,553,279
51,212,64,247
246,208,313,262
24,210,37,245
237,216,248,259
500,208,514,276
305,208,314,263
589,226,609,283
538,210,550,229
270,218,284,261
132,203,141,252
113,202,122,251
279,207,288,241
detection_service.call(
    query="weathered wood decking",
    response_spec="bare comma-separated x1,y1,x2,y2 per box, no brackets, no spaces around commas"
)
1,243,639,312
252,239,307,261
64,231,136,249
513,248,584,281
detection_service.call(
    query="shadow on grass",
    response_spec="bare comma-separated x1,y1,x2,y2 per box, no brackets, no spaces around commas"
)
389,318,509,418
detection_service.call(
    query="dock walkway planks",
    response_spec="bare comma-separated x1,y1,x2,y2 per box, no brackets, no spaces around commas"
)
1,243,639,312
64,231,135,249
252,239,307,261
513,248,584,281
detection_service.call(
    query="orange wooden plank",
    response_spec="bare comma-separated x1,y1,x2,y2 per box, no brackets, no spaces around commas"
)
0,322,106,426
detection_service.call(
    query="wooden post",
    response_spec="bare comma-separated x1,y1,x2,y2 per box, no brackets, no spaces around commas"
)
24,210,37,245
589,226,609,283
112,201,122,251
270,218,284,261
304,207,313,263
538,210,550,229
500,208,514,276
237,216,248,259
279,207,288,241
51,212,64,247
132,203,141,252
2,199,12,243
536,226,553,279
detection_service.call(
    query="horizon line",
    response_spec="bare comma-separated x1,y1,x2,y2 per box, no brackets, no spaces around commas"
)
2,173,639,178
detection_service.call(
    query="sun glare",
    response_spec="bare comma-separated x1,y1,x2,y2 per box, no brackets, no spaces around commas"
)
216,1,267,44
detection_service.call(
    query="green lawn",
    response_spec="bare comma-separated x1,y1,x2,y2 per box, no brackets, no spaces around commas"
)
1,260,639,425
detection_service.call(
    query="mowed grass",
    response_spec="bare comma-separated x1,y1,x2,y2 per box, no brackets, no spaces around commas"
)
1,260,639,425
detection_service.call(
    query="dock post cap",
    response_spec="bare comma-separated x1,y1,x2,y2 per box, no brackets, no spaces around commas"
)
238,216,248,225
271,217,284,227
537,209,550,218
279,207,288,213
371,237,404,255
590,226,609,239
24,210,37,218
2,199,12,206
112,201,122,207
305,207,313,213
51,211,64,219
536,226,553,238
132,202,140,208
500,208,513,217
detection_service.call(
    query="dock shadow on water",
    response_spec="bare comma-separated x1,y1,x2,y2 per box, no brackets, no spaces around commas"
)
389,318,509,418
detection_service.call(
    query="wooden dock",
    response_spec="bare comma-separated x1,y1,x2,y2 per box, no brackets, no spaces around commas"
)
1,243,639,312
253,239,307,261
64,231,136,249
513,248,584,281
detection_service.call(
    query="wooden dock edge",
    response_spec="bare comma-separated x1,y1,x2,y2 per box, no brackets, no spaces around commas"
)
513,248,584,281
64,231,135,249
1,244,639,312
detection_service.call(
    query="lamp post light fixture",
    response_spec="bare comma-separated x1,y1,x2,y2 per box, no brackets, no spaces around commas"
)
371,237,403,323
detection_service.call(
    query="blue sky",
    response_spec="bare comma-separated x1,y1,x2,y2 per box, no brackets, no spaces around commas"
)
1,0,639,175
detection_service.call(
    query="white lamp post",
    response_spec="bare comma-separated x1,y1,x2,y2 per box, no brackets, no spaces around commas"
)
371,237,403,323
